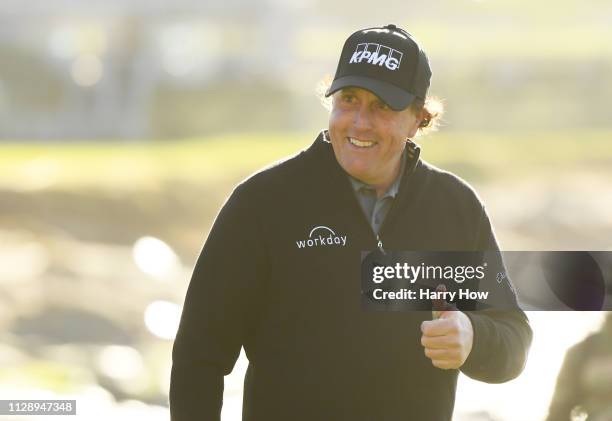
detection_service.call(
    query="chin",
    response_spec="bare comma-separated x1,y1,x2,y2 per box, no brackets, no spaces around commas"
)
344,166,371,182
335,150,374,180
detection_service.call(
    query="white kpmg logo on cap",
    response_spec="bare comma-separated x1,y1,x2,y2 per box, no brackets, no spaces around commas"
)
349,43,403,71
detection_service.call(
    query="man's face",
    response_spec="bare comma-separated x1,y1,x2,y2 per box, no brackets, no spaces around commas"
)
328,87,422,188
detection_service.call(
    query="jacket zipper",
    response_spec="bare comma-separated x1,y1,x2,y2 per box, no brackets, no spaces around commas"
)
375,141,421,256
376,234,386,255
348,190,386,255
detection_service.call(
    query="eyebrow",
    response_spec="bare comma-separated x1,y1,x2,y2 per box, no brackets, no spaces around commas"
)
338,88,390,106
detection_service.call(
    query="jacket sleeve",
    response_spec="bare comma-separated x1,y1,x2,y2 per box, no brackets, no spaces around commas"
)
460,207,533,383
170,183,268,421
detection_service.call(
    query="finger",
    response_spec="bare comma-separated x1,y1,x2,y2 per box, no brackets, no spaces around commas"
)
421,318,456,337
431,284,448,314
439,306,460,320
438,303,459,319
424,347,455,360
421,334,459,350
431,359,458,370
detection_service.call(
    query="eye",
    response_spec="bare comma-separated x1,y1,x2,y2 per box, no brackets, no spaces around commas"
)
341,93,356,103
376,101,391,111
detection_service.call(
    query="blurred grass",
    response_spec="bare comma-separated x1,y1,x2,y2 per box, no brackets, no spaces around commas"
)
1,130,611,191
0,361,91,393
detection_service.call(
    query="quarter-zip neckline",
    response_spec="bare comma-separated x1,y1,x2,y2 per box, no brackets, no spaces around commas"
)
376,140,421,249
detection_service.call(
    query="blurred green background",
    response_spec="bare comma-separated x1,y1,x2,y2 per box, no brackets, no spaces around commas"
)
1,0,611,420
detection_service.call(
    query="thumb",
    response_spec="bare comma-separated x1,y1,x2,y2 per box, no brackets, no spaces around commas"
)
431,284,456,319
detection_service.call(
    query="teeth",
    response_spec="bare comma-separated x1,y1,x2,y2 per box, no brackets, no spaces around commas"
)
349,137,375,148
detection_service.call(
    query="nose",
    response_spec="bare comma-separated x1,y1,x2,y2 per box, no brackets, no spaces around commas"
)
352,103,374,132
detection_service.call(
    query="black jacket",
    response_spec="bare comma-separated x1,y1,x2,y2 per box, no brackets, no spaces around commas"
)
170,131,533,421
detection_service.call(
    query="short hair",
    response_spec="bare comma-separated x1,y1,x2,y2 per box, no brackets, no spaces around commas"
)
316,76,444,137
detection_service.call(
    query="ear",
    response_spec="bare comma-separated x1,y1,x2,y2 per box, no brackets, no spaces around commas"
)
406,108,426,139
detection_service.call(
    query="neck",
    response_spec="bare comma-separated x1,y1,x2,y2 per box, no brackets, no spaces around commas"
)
364,158,402,198
373,179,394,199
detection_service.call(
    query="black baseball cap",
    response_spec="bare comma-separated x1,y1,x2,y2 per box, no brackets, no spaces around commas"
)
325,24,432,111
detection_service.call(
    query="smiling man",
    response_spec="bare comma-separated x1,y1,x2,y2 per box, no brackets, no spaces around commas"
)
170,24,533,421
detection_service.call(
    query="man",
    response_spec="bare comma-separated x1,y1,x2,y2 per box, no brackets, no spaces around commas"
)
171,24,532,421
546,313,612,421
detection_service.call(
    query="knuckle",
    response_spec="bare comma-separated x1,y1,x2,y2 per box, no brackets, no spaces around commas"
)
435,361,449,370
449,320,460,333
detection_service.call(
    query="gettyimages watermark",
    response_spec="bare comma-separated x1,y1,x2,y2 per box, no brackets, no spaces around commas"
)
361,251,612,312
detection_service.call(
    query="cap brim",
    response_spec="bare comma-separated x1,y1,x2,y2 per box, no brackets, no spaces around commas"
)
325,75,416,111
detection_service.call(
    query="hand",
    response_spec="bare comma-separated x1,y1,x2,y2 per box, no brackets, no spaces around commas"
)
420,310,474,370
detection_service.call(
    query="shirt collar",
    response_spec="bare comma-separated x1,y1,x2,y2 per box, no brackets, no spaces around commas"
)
348,148,408,199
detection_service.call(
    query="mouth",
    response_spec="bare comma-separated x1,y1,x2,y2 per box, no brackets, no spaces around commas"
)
347,137,377,148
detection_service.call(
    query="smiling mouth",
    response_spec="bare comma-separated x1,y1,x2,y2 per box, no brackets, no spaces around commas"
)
348,137,377,148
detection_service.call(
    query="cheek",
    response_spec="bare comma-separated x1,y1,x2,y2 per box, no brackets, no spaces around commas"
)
382,139,406,159
329,108,349,130
379,126,408,156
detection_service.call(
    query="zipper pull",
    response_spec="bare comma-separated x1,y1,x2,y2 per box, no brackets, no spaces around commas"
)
376,234,386,255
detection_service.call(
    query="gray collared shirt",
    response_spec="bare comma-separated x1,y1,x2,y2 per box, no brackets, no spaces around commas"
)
348,151,407,234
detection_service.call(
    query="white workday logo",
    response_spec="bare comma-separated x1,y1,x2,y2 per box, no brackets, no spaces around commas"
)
296,225,347,249
349,43,403,71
